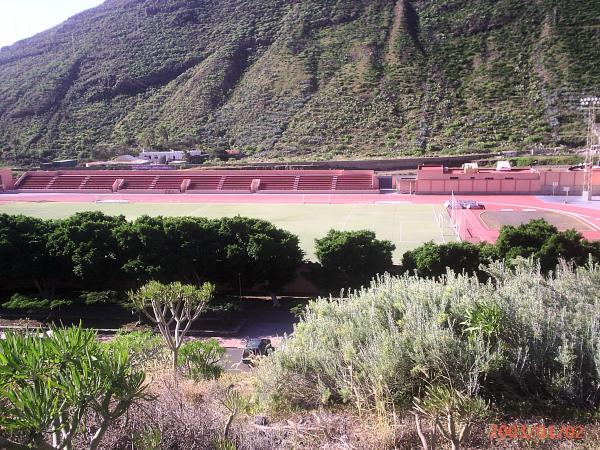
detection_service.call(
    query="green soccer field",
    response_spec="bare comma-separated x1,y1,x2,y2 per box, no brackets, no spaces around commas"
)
0,202,456,262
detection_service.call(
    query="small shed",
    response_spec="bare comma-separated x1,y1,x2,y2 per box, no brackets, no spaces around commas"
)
496,161,512,171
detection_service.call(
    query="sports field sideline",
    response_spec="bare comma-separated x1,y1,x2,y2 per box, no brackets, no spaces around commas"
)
0,201,457,262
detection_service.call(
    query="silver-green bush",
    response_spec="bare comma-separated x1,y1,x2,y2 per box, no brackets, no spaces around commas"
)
258,259,600,414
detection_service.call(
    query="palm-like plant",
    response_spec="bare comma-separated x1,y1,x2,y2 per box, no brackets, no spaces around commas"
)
128,281,215,373
413,385,487,450
0,326,149,450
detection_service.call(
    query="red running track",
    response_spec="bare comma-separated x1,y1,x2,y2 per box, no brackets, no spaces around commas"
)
2,192,600,242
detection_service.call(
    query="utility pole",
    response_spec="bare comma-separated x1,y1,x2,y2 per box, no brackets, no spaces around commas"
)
580,96,599,200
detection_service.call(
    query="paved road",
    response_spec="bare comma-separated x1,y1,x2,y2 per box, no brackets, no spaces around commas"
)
221,348,250,373
216,310,297,373
215,310,296,349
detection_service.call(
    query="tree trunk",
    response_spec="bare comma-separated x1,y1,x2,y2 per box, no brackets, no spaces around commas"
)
447,413,460,450
223,412,235,437
414,414,431,450
172,347,179,373
89,419,111,450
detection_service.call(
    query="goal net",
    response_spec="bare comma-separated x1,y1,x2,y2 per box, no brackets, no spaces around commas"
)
447,192,463,241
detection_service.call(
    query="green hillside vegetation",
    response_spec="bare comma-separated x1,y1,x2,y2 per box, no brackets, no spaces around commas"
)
0,0,598,165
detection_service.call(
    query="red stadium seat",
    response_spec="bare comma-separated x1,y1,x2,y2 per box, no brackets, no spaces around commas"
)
15,170,376,193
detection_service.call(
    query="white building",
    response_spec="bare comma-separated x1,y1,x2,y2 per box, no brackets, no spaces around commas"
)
139,149,204,163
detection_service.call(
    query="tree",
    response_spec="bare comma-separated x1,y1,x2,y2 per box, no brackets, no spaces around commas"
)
0,326,148,450
494,219,557,263
313,229,395,291
402,220,600,279
402,241,487,278
128,281,215,372
538,229,600,272
2,293,71,318
47,212,126,289
157,125,169,145
116,215,171,284
161,217,223,283
116,216,221,285
139,129,157,149
495,219,600,272
215,217,304,299
0,214,64,298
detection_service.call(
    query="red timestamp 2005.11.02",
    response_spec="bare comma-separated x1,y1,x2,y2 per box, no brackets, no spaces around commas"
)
489,423,584,440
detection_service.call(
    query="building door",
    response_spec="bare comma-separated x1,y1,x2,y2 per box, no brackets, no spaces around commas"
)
379,176,393,190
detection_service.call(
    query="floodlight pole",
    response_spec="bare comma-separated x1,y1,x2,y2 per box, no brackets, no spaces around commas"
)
580,96,599,200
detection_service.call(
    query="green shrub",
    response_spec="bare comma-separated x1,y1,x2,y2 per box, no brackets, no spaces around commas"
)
401,241,489,278
258,260,600,415
2,293,71,313
104,331,166,368
178,339,225,381
404,220,600,276
79,290,119,305
495,219,600,272
510,155,584,167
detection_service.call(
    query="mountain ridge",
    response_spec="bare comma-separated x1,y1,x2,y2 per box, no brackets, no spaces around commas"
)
0,0,598,165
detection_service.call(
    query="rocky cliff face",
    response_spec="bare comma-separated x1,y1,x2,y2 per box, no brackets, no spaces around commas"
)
0,0,598,164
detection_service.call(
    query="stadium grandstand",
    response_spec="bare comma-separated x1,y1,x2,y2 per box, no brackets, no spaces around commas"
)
8,169,379,194
4,162,600,196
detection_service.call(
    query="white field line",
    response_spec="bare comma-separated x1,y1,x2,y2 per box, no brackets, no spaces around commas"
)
476,211,492,231
374,201,412,204
432,205,446,244
340,212,352,230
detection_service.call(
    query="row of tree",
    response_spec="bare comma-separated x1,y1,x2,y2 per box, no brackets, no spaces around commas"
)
0,212,303,298
402,219,600,278
5,212,592,304
0,213,396,302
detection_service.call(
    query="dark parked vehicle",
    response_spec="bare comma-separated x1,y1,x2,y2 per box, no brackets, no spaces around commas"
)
242,338,274,364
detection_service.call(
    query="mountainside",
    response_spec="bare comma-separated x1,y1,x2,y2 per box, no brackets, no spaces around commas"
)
0,0,598,164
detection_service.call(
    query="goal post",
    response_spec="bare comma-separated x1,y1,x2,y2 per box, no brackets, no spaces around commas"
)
446,192,463,242
435,211,446,244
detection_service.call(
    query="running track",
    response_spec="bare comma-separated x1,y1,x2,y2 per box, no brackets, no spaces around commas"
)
3,192,600,243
